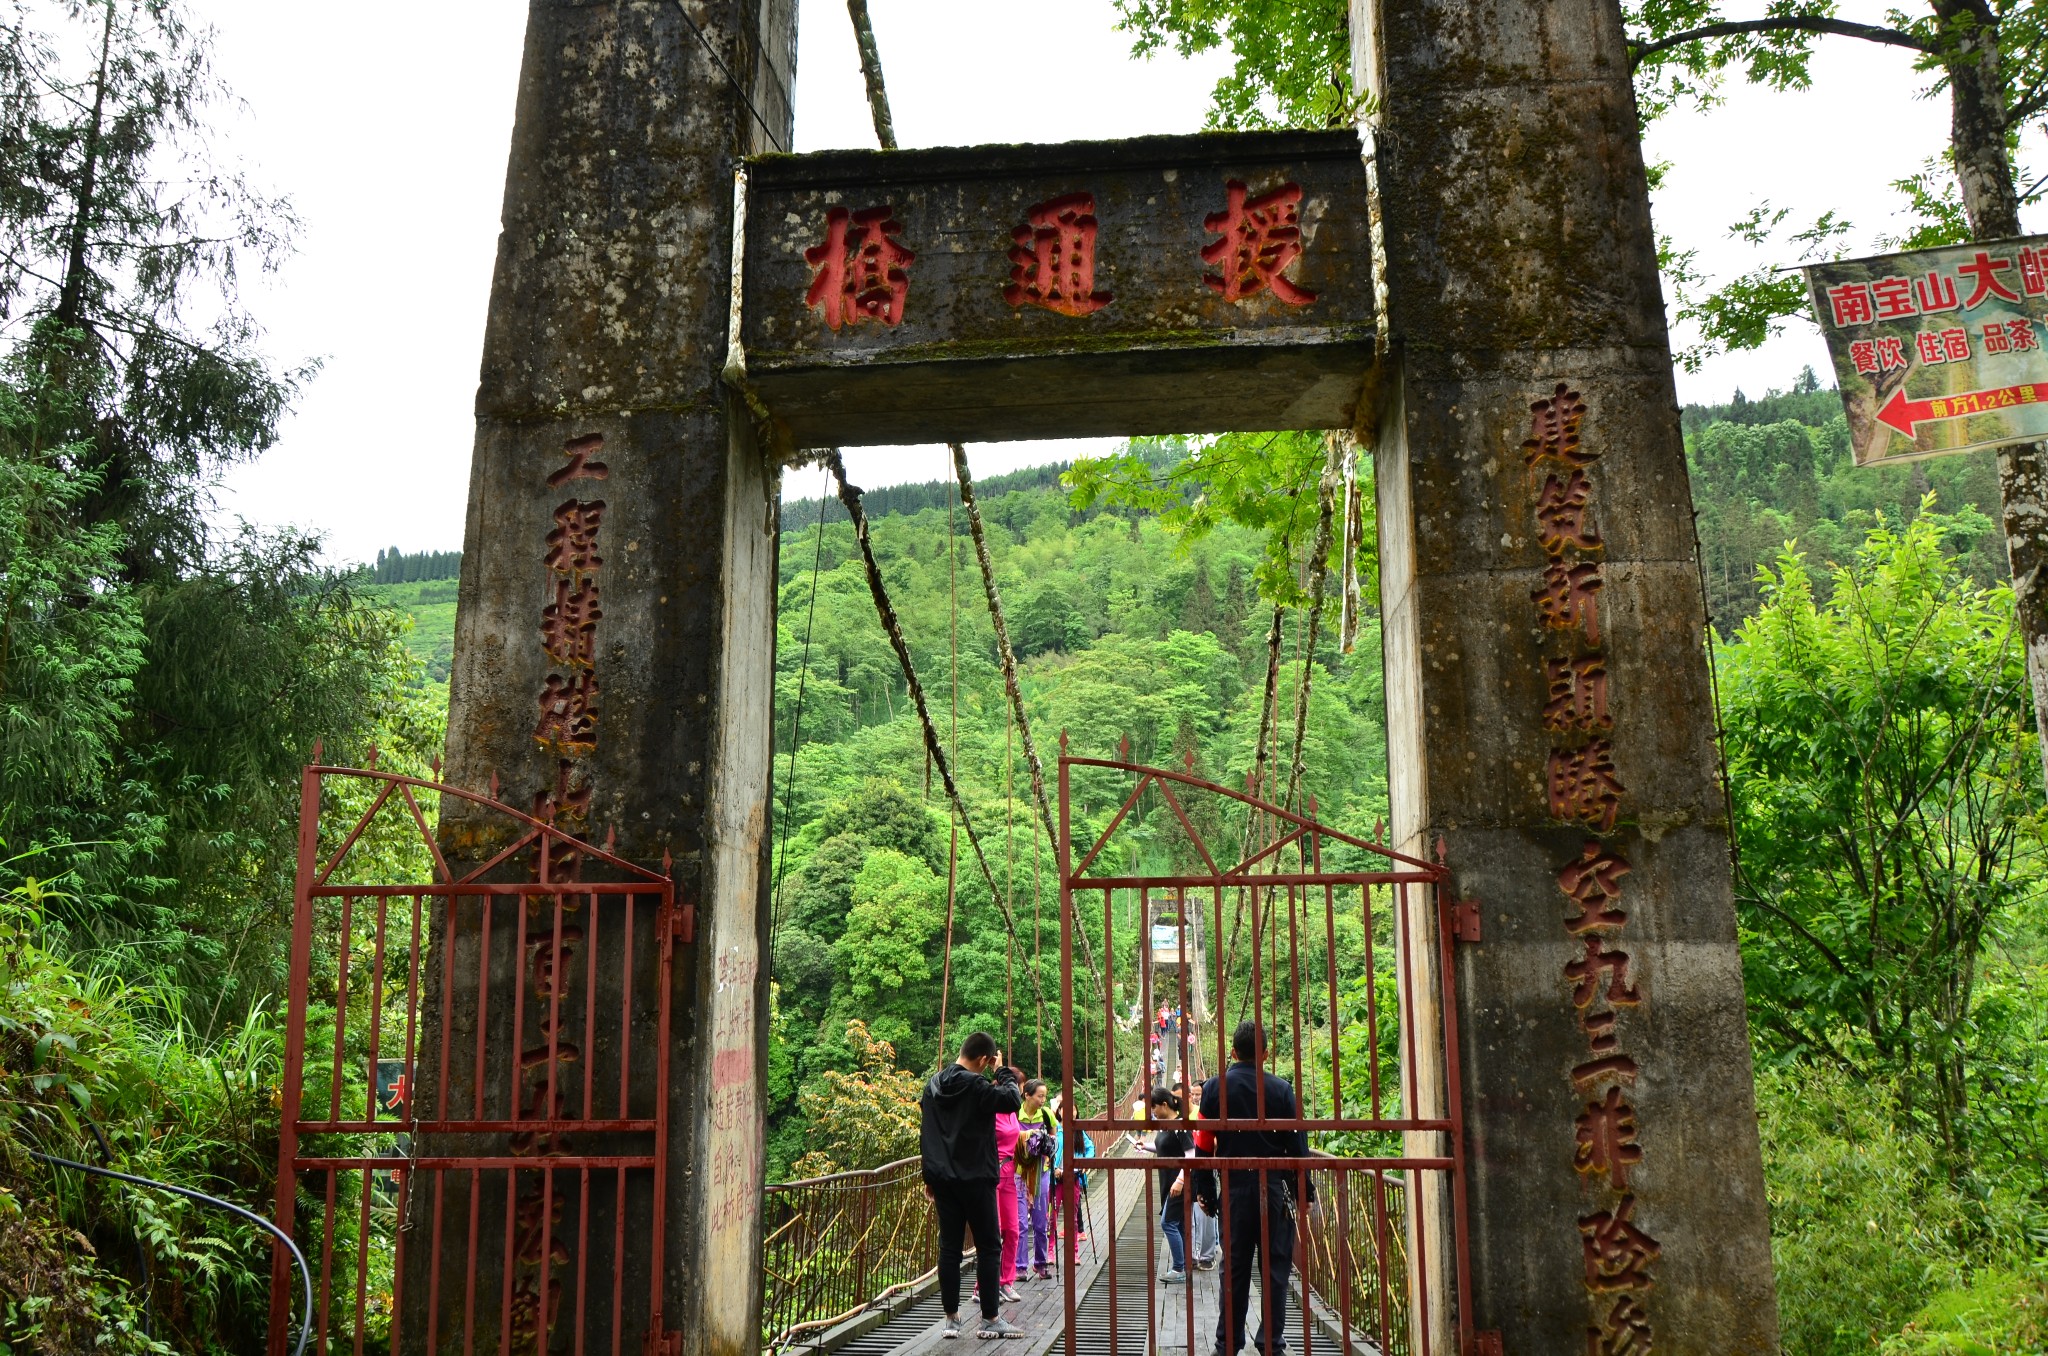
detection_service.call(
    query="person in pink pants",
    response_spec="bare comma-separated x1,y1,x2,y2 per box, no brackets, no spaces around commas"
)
992,1072,1023,1301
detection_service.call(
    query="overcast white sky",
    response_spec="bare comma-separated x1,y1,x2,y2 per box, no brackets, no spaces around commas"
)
191,1,2040,564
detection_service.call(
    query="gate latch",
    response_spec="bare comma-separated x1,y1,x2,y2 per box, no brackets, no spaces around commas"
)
1443,893,1481,944
643,1332,682,1356
1463,1333,1504,1356
670,900,696,945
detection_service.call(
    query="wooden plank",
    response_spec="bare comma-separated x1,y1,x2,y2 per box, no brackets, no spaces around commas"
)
739,130,1374,445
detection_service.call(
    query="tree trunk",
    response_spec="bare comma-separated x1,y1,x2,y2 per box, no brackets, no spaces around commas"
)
1942,1,2048,794
55,0,115,330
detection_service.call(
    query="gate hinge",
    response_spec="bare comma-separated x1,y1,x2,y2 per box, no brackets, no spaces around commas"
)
670,901,696,945
1463,1332,1503,1356
1443,894,1481,944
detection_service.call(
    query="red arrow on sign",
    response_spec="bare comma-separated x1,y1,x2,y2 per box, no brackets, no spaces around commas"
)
1878,382,2043,436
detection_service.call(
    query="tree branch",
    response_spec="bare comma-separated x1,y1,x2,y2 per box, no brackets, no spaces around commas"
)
1630,16,1930,71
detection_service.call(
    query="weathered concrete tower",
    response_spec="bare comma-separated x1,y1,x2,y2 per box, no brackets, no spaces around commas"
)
428,2,793,1353
1359,0,1781,1350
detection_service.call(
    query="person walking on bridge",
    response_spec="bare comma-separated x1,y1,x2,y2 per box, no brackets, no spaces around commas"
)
1198,1021,1315,1356
922,1032,1025,1340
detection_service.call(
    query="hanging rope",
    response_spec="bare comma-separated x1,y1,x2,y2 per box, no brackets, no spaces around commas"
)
949,440,1104,999
845,0,897,151
935,821,959,1068
825,451,1027,954
1284,433,1346,812
769,467,831,967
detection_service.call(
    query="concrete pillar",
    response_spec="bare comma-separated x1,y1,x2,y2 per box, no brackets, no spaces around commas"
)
425,2,793,1353
1356,1,1781,1350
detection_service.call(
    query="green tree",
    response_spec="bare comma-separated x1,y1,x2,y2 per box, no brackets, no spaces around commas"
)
0,0,306,578
1719,506,2044,1178
790,1020,926,1176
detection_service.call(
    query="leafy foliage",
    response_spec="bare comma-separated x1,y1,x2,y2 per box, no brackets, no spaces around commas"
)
789,1021,925,1177
1722,509,2044,1177
1110,0,1358,129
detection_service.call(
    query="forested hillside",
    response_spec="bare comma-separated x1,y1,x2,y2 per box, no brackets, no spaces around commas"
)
1684,367,2006,629
763,443,1385,1177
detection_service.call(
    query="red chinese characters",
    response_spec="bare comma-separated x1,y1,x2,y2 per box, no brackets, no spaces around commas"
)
509,433,613,1342
1515,384,1660,1341
1579,1196,1661,1292
1202,180,1316,305
1958,249,2021,309
805,204,915,328
1522,382,1591,468
1575,1086,1644,1189
1005,192,1112,316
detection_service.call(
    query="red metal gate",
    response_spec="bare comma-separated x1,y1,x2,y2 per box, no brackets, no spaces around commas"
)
1057,748,1477,1356
269,757,678,1356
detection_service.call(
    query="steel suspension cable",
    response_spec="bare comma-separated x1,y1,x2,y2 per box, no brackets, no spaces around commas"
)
948,440,1104,1001
824,451,1027,969
769,467,832,964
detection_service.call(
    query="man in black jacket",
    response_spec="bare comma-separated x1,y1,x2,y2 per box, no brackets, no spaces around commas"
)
921,1030,1025,1339
1198,1021,1315,1356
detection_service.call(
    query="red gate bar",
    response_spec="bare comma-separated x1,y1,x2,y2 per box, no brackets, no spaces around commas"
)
1056,750,1474,1356
268,764,676,1356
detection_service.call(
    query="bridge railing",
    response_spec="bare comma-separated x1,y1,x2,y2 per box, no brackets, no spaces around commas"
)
760,1156,937,1351
1298,1168,1411,1356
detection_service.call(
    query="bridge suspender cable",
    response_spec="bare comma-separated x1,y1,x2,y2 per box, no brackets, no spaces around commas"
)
949,440,1104,998
825,452,1027,965
768,467,832,969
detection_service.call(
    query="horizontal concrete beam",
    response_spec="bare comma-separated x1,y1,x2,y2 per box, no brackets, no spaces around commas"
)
739,130,1375,445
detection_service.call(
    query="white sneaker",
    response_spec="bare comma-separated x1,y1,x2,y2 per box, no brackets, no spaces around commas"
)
978,1316,1026,1340
998,1285,1022,1304
942,1316,964,1340
1161,1268,1188,1285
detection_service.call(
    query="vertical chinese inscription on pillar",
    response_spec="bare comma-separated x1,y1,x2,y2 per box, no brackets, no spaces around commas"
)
509,432,609,1347
1520,384,1660,1353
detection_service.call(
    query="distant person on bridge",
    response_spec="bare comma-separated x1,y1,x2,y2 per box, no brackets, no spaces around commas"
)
1198,1021,1316,1356
921,1032,1025,1340
1145,1086,1194,1285
1016,1079,1057,1281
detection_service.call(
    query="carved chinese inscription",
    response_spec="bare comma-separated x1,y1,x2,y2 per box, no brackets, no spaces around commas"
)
1005,192,1111,316
507,432,612,1347
1202,180,1315,305
805,204,914,329
1515,384,1661,1349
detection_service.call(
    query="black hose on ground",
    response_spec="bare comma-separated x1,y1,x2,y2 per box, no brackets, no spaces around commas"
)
21,1146,312,1356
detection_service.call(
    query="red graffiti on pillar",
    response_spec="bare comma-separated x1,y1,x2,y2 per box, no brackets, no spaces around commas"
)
1005,192,1112,316
805,205,915,329
1202,181,1315,305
